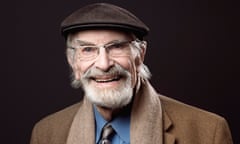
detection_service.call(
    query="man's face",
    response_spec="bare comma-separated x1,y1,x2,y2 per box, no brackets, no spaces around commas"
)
67,30,144,108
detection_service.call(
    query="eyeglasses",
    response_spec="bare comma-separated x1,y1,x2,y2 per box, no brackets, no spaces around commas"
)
68,40,137,61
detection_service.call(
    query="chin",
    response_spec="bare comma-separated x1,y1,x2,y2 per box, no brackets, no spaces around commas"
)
83,78,133,109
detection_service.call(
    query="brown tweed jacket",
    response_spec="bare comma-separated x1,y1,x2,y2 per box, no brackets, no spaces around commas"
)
30,81,233,144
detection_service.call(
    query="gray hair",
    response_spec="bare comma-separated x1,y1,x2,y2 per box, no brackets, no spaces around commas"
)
65,34,151,88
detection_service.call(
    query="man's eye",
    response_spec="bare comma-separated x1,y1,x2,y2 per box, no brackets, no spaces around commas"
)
81,47,96,53
109,43,126,49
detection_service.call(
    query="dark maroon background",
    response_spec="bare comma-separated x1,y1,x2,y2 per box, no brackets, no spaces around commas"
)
4,0,239,143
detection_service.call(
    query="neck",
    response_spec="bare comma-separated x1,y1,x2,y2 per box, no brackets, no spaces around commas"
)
96,103,132,121
96,106,119,121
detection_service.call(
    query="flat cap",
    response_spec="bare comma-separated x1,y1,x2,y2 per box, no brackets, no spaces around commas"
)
61,3,149,39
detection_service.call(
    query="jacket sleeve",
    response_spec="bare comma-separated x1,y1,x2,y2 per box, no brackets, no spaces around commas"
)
213,118,233,144
30,124,39,144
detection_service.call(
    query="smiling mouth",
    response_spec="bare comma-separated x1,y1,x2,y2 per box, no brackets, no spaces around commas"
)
91,75,122,83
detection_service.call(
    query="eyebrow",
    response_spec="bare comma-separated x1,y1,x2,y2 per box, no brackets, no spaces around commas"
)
74,39,129,46
74,40,95,46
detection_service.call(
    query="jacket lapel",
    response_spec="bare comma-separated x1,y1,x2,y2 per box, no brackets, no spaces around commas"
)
130,80,163,144
66,97,95,144
162,102,176,144
131,79,176,144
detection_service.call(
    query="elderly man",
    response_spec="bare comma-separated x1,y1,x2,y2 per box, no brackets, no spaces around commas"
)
30,3,233,144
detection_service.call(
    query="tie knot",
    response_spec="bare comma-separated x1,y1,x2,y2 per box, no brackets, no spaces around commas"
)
100,124,115,144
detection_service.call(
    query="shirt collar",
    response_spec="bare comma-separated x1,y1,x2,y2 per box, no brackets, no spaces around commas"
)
94,106,107,143
94,106,130,143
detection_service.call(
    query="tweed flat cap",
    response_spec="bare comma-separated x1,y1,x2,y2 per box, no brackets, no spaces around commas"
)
61,3,149,39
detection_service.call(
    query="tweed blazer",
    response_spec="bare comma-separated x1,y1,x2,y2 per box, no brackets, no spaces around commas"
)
30,81,233,144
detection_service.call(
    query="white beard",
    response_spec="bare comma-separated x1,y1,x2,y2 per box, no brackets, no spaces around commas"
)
80,64,134,109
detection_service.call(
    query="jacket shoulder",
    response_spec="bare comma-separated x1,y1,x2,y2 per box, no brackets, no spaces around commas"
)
159,95,233,144
31,102,82,144
159,95,224,121
37,102,82,126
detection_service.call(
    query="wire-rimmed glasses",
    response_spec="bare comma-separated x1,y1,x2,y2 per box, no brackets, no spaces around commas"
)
68,39,138,61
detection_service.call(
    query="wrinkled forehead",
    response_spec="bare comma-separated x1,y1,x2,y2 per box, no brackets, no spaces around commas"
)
67,29,136,45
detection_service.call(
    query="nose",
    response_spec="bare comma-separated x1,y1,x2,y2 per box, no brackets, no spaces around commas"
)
94,48,114,71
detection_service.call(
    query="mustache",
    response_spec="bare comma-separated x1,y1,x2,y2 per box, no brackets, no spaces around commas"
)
82,64,130,79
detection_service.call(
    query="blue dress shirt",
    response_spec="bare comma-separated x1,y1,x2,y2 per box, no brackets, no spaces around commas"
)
94,106,130,144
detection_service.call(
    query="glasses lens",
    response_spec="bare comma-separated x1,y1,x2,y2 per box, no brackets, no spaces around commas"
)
76,46,98,60
107,41,131,57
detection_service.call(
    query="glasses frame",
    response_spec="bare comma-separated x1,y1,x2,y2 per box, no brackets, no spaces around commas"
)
68,39,141,61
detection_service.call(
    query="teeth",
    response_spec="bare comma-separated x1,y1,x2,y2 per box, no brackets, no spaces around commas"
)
94,76,119,82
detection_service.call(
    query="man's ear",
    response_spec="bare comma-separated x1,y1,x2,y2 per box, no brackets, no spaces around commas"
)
66,51,81,80
135,41,147,68
66,51,74,68
140,41,147,61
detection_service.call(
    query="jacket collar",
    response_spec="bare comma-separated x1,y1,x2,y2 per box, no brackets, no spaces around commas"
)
66,79,176,144
162,105,176,144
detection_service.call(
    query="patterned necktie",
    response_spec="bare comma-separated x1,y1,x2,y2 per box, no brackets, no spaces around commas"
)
100,124,115,144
